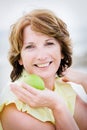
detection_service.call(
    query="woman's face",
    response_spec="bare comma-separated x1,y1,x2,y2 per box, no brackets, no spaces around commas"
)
19,25,63,79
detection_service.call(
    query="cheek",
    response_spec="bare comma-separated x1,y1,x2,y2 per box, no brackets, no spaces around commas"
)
55,51,62,66
21,53,34,67
19,52,28,66
55,49,62,59
55,57,61,67
54,44,62,56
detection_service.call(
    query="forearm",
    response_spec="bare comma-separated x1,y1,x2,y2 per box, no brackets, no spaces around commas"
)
52,104,79,130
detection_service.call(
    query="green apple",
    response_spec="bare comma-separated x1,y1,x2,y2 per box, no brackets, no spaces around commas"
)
19,73,45,90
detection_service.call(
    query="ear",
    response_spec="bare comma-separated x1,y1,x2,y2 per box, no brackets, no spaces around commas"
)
61,54,64,59
18,58,23,65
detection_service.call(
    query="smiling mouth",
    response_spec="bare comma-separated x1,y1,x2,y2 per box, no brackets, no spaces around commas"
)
34,61,52,68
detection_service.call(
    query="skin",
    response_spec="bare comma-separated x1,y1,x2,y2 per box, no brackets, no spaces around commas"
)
1,26,87,130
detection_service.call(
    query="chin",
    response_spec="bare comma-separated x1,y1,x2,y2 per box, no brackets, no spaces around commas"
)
38,72,55,79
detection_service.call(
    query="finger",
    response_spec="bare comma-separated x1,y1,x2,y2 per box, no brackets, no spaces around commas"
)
10,83,41,107
10,83,34,101
21,82,41,95
62,77,69,82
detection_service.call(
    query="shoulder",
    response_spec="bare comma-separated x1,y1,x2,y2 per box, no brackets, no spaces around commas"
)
55,77,77,115
55,77,76,95
0,104,37,130
0,104,55,130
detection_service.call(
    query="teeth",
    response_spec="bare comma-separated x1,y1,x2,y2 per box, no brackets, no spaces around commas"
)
37,62,50,67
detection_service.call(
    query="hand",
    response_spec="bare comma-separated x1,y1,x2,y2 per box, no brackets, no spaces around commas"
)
62,68,82,84
10,82,65,110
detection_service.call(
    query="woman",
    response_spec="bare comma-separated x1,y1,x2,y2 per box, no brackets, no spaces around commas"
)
0,9,87,130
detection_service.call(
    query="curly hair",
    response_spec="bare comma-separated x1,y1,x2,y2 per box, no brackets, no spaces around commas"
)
8,9,72,82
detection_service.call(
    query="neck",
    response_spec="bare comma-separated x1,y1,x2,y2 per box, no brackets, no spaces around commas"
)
42,76,55,90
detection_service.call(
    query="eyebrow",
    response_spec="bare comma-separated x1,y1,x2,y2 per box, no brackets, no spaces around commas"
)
24,42,34,45
24,38,55,45
45,38,54,42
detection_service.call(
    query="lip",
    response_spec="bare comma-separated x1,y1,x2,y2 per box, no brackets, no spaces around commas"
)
34,61,52,68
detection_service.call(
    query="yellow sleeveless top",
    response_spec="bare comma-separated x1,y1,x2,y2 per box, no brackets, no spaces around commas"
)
0,72,76,129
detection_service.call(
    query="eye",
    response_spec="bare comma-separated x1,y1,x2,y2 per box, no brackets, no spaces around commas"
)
46,42,55,46
25,45,35,49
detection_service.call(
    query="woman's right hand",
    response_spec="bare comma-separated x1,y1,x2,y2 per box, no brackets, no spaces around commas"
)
10,82,65,110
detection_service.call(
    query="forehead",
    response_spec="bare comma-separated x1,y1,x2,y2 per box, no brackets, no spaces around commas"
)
23,25,56,42
23,25,42,37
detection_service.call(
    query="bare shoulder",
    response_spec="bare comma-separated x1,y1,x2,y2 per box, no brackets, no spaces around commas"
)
1,103,36,130
74,95,87,130
1,103,55,130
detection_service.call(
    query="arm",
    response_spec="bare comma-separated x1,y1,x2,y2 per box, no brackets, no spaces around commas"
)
74,95,87,130
1,104,55,130
62,68,87,93
52,103,79,130
53,94,87,130
10,83,79,130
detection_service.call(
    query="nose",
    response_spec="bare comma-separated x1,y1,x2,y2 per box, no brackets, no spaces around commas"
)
36,48,48,61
